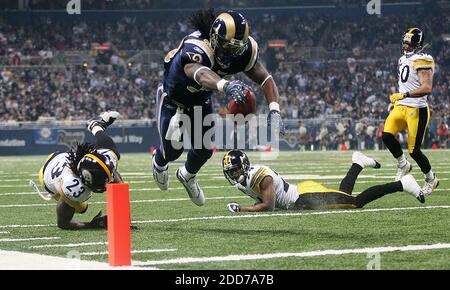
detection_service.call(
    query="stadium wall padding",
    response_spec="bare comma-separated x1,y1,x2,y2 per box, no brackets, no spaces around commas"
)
0,126,299,156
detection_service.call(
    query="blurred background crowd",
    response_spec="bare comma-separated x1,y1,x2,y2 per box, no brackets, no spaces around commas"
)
0,0,449,150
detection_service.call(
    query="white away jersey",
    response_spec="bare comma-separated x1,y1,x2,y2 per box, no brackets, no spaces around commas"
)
42,149,118,203
235,165,298,210
397,52,435,108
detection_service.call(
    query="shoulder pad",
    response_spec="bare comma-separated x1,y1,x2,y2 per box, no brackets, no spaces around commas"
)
181,38,215,68
244,36,259,72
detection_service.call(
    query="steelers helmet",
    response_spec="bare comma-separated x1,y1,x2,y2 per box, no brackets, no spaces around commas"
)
210,11,250,65
222,150,250,185
402,27,424,56
77,153,114,192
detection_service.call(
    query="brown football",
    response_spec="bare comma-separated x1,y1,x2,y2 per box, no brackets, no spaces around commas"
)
228,89,256,116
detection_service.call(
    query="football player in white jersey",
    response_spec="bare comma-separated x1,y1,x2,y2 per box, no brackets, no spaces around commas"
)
35,111,123,230
222,150,425,213
382,27,438,195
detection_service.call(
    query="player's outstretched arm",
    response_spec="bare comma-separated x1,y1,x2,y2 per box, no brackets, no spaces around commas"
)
244,62,279,106
239,176,276,212
184,63,249,104
56,200,106,230
245,62,285,135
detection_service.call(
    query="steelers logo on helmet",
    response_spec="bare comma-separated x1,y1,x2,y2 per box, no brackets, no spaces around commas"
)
77,153,114,192
402,27,424,56
210,11,250,66
222,150,250,185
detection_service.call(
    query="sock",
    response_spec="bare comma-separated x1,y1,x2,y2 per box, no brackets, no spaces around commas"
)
180,165,195,180
397,154,407,168
425,169,434,181
153,155,168,171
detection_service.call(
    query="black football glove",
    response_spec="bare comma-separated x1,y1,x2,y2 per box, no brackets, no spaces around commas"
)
267,110,286,136
224,80,249,105
87,111,121,133
88,211,107,229
227,202,241,213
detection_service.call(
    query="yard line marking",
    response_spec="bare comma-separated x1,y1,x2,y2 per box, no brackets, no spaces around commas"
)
133,205,450,224
0,237,60,242
0,224,55,229
29,242,107,249
0,192,35,196
0,231,10,234
2,205,450,229
80,249,177,256
0,196,248,208
133,243,450,266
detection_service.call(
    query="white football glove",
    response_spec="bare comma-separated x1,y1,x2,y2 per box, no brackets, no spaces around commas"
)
227,202,241,213
87,111,121,134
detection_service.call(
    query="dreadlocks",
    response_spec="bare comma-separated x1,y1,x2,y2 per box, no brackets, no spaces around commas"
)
189,8,218,40
67,143,98,175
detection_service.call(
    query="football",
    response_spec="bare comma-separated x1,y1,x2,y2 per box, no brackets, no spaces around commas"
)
228,88,257,116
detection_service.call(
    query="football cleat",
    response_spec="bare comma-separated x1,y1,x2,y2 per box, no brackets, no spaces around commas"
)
352,151,381,169
152,151,169,191
395,160,412,181
176,167,205,206
400,174,424,203
421,173,439,196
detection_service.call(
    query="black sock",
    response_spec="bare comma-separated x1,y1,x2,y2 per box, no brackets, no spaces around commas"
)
410,150,432,174
339,164,363,194
355,181,403,208
382,132,403,158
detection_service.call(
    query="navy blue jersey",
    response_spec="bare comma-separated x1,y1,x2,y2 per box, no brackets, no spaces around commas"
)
162,31,259,107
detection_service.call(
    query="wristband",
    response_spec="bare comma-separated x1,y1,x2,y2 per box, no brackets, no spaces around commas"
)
269,102,280,112
217,79,229,92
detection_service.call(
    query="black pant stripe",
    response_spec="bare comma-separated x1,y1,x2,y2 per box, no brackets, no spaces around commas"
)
414,107,429,151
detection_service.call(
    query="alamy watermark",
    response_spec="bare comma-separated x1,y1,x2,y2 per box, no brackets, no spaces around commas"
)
66,0,81,15
367,252,381,270
161,110,282,160
366,0,381,15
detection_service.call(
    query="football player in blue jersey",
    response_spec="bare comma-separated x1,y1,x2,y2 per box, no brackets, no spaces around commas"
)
152,9,284,206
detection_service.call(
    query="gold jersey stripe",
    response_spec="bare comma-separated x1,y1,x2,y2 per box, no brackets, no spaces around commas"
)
251,170,270,193
244,36,258,72
250,168,265,189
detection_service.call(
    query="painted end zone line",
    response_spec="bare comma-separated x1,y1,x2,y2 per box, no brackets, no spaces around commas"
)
134,243,450,266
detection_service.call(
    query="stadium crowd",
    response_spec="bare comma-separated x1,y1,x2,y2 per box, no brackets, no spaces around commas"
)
0,5,449,148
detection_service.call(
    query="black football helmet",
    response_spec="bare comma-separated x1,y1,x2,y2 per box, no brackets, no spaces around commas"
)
77,153,114,192
210,11,250,66
222,150,250,185
402,27,424,56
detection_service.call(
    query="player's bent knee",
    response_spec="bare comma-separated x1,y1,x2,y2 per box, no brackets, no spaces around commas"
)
382,132,395,145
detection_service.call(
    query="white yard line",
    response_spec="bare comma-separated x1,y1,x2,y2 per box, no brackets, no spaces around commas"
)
133,205,450,224
133,243,450,266
0,250,151,270
0,237,60,242
80,249,177,256
0,195,248,208
1,205,449,229
0,231,10,234
29,242,108,249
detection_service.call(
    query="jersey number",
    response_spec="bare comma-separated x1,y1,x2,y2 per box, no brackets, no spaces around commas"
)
400,65,410,83
51,162,67,179
66,179,85,198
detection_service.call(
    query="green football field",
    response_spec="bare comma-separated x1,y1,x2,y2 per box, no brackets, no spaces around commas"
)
0,150,449,269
